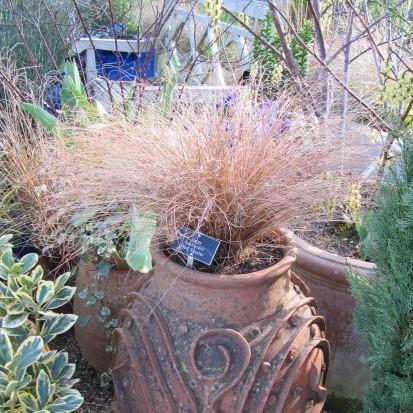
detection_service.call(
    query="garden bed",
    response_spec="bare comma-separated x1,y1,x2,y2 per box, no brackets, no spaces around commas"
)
54,330,113,413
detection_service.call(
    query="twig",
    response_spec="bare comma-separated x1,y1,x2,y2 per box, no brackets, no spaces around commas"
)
269,1,391,129
268,0,301,79
220,5,290,71
341,10,355,116
326,0,407,65
307,0,327,60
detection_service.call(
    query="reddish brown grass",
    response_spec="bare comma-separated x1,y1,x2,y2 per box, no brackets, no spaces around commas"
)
36,88,361,271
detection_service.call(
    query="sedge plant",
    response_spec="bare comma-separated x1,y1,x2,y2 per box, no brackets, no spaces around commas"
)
34,87,360,273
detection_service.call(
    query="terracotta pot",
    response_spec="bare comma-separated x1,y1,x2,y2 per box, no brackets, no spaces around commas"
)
74,256,150,372
112,231,330,413
290,233,375,401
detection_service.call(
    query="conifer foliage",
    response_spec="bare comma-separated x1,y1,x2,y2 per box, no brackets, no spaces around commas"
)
350,128,413,413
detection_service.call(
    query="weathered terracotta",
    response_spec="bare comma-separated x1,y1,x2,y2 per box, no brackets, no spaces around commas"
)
112,232,330,413
290,233,375,401
74,256,150,372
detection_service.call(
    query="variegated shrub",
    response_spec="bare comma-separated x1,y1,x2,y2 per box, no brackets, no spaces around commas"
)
0,234,83,412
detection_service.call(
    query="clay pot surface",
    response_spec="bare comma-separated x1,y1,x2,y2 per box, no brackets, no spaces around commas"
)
74,256,150,372
112,232,330,413
290,233,375,401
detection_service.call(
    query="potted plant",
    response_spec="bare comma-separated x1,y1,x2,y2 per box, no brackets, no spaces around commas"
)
71,208,155,372
37,89,359,412
289,179,377,406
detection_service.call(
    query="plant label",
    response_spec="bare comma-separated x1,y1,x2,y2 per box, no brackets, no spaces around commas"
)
170,227,220,266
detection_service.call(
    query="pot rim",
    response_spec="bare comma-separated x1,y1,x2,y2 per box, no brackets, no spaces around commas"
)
151,229,297,288
289,231,375,284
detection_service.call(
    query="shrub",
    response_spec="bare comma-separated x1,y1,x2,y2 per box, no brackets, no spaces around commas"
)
350,127,413,412
0,234,83,412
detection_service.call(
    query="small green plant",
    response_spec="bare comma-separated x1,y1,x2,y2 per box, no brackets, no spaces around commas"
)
0,234,82,412
20,61,100,133
253,12,313,88
346,183,368,257
204,0,224,33
67,206,155,274
160,51,180,119
380,63,413,127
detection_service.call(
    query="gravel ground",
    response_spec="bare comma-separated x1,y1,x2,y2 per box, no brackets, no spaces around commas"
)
53,330,113,413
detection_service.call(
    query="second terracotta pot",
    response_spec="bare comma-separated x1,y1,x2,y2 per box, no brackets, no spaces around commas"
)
74,256,150,372
290,233,375,402
112,232,330,413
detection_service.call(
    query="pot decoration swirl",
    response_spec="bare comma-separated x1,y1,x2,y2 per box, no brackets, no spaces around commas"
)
111,232,330,413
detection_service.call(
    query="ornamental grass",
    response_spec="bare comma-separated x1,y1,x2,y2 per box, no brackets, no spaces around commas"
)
30,87,363,272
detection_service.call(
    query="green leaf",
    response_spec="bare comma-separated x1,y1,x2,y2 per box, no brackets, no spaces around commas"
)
18,274,35,290
0,329,13,364
126,208,156,273
18,392,39,410
5,380,18,397
41,314,77,344
3,312,29,328
20,102,57,132
54,363,75,381
31,265,44,286
13,335,43,370
99,306,111,321
51,353,68,379
55,273,71,291
36,281,55,305
0,234,13,251
37,369,52,408
77,288,88,300
78,315,91,328
96,262,113,279
48,394,83,412
14,289,37,308
95,291,104,300
11,262,24,274
20,253,39,273
85,296,97,306
45,286,75,310
2,249,14,269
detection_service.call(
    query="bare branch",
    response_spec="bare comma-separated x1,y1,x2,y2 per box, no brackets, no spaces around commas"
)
268,0,301,79
268,1,391,129
307,0,327,60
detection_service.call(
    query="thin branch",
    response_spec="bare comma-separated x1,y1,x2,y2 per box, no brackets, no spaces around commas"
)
269,1,391,129
350,35,404,63
268,0,301,79
326,0,407,65
220,5,290,71
307,0,327,60
5,0,42,82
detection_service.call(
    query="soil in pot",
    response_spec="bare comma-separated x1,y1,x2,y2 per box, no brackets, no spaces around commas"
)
296,178,378,260
166,241,284,274
295,221,364,259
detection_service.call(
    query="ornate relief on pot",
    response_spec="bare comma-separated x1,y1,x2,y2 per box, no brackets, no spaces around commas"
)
112,287,329,413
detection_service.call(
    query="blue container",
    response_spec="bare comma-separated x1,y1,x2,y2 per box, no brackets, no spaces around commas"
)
95,48,156,81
